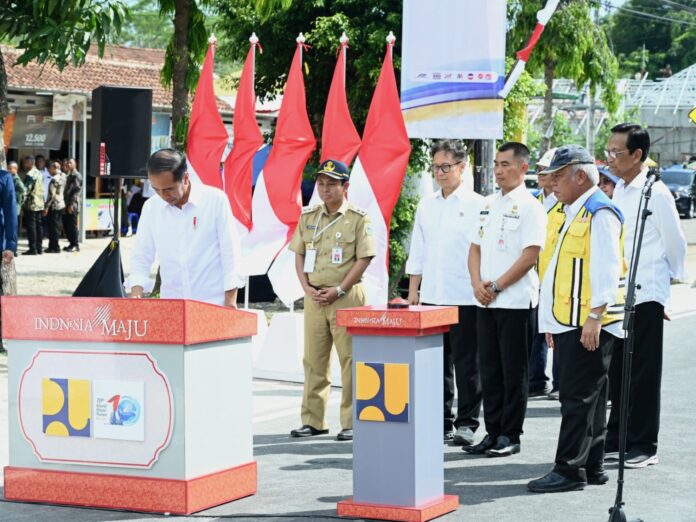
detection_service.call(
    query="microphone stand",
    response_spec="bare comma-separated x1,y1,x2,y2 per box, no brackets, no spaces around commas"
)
607,171,658,522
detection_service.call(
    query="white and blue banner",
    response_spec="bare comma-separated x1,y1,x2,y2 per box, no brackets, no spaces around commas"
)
401,0,507,139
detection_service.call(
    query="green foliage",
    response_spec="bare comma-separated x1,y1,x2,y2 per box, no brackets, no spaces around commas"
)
503,57,546,142
159,0,210,91
606,0,696,77
0,0,129,69
114,0,173,48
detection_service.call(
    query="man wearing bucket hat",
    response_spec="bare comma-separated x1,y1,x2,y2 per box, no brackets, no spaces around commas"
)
528,145,626,493
289,159,376,442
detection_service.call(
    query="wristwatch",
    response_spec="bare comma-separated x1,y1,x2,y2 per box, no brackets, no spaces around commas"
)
336,285,346,298
587,311,602,321
490,281,502,294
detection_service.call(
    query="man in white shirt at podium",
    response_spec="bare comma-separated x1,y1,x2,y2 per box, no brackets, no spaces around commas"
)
129,148,244,307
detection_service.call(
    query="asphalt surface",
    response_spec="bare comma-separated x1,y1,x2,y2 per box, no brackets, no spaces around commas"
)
1,220,695,522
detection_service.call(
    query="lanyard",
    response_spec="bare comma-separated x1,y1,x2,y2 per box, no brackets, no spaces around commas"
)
311,212,344,246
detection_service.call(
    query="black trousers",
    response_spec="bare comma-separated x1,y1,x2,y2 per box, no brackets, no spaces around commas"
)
477,307,530,442
607,301,664,456
47,209,64,250
553,329,614,481
441,305,481,432
528,306,549,391
24,210,43,253
62,211,79,247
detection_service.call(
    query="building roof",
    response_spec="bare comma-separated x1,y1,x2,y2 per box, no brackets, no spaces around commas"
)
2,44,232,113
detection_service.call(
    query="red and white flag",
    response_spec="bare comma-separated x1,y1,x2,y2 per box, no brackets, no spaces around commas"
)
223,34,263,237
307,33,361,208
186,39,228,187
271,34,362,305
348,33,411,304
242,36,316,280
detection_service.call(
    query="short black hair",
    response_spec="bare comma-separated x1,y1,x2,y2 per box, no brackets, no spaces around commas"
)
23,155,35,162
147,148,187,181
431,139,468,163
49,159,62,169
610,123,650,162
497,141,530,163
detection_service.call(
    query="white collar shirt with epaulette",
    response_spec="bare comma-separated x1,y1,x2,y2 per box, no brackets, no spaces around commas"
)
289,200,376,288
405,183,484,305
471,183,547,309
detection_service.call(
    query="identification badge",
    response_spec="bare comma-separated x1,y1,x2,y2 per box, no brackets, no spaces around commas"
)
496,230,506,251
331,247,343,264
304,249,317,272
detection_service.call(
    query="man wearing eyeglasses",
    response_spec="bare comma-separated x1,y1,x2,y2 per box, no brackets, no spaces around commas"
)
603,123,687,469
464,142,547,458
406,139,483,447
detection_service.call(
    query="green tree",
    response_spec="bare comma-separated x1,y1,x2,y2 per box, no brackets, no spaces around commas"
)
157,0,211,148
606,0,696,77
115,0,173,49
508,0,620,152
0,0,128,168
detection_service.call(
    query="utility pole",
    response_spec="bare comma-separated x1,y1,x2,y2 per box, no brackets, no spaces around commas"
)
586,4,600,154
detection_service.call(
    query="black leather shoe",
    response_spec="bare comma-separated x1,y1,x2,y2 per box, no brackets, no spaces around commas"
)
23,250,37,255
290,425,328,438
45,248,61,253
587,470,609,485
336,429,353,441
65,245,80,252
462,434,496,454
486,435,520,457
528,471,586,493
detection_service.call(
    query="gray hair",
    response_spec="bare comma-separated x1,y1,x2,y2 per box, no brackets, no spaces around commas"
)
430,139,468,163
571,163,599,185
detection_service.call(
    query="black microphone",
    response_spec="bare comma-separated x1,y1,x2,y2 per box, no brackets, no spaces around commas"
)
642,168,661,195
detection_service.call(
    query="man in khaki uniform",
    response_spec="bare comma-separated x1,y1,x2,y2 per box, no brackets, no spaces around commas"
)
289,159,375,441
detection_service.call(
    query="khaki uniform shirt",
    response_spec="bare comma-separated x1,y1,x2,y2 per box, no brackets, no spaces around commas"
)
289,200,376,288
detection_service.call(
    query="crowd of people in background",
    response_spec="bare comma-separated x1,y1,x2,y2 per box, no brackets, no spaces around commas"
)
7,155,82,254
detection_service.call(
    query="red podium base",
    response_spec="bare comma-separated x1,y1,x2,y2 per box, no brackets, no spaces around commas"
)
4,461,257,515
337,495,459,522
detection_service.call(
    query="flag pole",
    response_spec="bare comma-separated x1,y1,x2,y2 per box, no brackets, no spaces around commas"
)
386,31,395,58
244,32,259,312
340,32,349,87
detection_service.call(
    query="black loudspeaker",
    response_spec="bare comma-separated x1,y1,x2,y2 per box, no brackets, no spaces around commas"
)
90,86,152,178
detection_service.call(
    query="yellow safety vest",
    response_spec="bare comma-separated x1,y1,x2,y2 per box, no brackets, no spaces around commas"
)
536,190,565,282
548,191,627,328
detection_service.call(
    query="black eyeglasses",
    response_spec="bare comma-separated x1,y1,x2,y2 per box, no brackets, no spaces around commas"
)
430,161,462,174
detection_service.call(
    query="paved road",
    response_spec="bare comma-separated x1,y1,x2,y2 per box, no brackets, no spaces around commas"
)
1,217,695,522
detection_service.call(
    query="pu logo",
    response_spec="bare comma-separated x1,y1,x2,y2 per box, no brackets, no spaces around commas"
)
42,378,91,437
356,362,409,423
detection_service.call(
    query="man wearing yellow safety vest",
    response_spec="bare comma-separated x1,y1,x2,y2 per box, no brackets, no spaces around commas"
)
528,145,626,494
529,148,562,400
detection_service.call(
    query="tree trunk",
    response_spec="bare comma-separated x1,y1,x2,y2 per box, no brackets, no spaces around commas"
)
541,58,555,153
0,49,10,169
171,0,190,150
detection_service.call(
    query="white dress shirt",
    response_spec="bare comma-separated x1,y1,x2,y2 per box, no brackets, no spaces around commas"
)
128,182,245,305
539,189,558,212
405,183,483,305
538,186,624,338
613,167,687,307
42,168,52,202
472,183,547,309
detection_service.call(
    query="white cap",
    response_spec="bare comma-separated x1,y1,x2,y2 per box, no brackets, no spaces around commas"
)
537,148,557,169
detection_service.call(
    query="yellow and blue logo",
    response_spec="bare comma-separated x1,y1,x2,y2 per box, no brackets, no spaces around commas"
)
42,378,91,437
356,362,409,423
